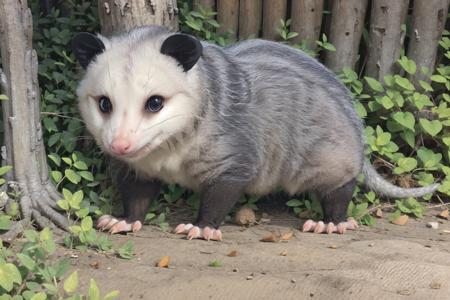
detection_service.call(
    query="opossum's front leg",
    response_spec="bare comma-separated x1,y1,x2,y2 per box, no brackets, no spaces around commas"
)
97,178,160,234
303,179,358,234
175,181,245,241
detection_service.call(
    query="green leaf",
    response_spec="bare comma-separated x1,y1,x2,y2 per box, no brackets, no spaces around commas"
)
397,56,416,75
0,263,21,292
62,157,72,166
286,199,303,207
400,131,415,148
419,119,442,137
354,101,367,118
394,75,415,91
104,291,120,300
30,292,47,300
0,166,12,176
51,171,63,183
430,75,447,83
116,241,134,259
376,132,391,146
377,95,394,109
419,80,433,92
79,171,94,181
17,253,36,270
0,94,8,101
364,77,384,92
393,158,417,174
65,169,81,184
392,112,415,131
0,215,12,230
57,199,69,211
63,271,78,294
417,147,442,169
74,160,88,170
81,216,93,231
88,279,100,300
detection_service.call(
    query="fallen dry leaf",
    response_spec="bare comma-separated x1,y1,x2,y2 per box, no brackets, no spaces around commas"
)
260,233,279,243
375,208,383,218
430,281,441,289
89,261,100,269
227,250,238,257
156,256,170,268
437,209,449,220
328,245,337,249
279,250,288,256
280,231,294,241
234,206,256,226
392,214,409,226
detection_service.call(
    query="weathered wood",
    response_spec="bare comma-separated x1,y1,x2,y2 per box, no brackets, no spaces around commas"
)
217,0,239,40
407,0,449,84
290,0,324,49
262,0,287,40
365,0,409,81
98,0,178,36
193,0,215,11
239,0,262,39
0,0,68,241
325,0,368,72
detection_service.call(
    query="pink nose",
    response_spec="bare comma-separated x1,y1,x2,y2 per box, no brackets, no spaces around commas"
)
110,138,132,155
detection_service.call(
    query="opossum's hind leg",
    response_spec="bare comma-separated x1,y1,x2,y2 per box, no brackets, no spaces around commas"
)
302,179,358,234
174,180,245,241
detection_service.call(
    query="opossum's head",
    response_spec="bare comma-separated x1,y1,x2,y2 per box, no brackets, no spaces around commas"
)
72,27,203,161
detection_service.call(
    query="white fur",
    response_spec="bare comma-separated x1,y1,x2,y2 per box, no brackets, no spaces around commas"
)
77,32,204,188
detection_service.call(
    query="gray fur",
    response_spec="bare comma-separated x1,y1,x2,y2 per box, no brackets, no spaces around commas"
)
77,26,439,209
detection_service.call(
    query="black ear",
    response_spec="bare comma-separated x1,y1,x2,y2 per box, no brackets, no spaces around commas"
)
71,33,105,69
160,34,202,72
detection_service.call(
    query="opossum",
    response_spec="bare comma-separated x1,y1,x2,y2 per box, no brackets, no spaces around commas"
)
71,26,439,240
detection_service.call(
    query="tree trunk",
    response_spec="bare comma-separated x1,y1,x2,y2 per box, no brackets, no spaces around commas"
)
325,0,368,72
217,0,239,40
98,0,178,36
262,0,287,40
193,0,215,12
365,0,409,81
290,0,324,49
0,0,68,241
407,0,449,84
239,0,262,39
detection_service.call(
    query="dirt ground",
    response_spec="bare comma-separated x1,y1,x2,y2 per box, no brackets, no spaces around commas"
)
63,207,450,300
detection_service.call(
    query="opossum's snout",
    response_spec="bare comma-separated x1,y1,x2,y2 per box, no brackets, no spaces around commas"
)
110,137,132,155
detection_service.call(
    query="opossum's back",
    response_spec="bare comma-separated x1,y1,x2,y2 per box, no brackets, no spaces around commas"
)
227,40,365,194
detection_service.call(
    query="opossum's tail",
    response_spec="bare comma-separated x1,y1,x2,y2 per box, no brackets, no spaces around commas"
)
362,161,439,198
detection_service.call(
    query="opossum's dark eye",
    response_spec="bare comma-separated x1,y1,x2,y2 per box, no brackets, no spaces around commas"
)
145,95,164,112
98,96,112,113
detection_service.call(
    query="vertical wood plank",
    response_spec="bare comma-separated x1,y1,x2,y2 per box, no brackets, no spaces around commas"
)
290,0,324,49
239,0,262,39
325,0,369,72
217,0,239,40
262,0,287,40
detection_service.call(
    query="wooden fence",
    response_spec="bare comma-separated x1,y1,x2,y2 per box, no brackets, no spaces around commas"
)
192,0,449,81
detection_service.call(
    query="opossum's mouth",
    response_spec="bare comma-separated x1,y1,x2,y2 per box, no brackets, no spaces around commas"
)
117,143,155,161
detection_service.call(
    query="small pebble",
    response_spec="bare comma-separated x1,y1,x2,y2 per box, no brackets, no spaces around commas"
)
291,278,296,283
426,222,439,229
328,245,337,249
246,275,253,280
368,243,374,247
233,268,239,272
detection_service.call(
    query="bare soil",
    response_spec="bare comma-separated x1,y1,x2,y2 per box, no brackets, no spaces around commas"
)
63,207,450,300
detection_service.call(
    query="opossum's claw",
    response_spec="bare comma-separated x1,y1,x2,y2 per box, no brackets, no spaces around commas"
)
187,226,201,240
313,221,325,233
202,226,222,241
174,223,222,241
174,223,194,234
96,215,142,234
302,218,358,234
302,219,316,232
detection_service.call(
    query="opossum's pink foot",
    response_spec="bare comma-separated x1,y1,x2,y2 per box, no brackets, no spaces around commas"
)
174,223,222,241
96,215,142,234
302,218,358,234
